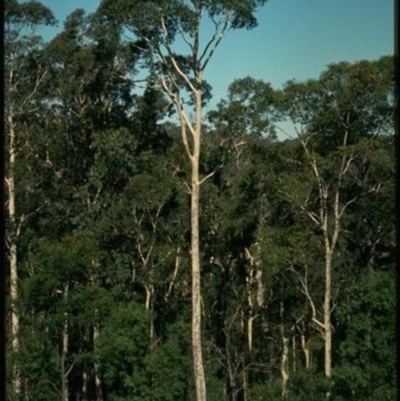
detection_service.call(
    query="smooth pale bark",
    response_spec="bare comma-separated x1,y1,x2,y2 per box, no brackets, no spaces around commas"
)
300,127,356,397
292,335,296,373
323,250,333,379
154,9,235,399
281,335,289,397
160,75,207,400
93,320,103,401
245,262,255,352
7,114,21,400
190,90,206,401
280,302,289,398
244,247,264,353
6,54,49,399
61,283,69,401
300,333,311,370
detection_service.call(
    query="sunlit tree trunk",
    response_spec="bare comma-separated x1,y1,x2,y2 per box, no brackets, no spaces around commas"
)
6,114,21,400
292,334,296,373
280,302,289,398
300,332,311,370
190,87,206,401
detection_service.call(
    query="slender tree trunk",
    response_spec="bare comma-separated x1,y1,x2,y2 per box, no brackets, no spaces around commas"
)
61,283,69,401
93,320,103,401
82,369,88,400
7,115,21,400
301,137,344,392
145,283,155,345
245,265,254,352
323,246,334,400
89,270,103,401
280,302,289,398
324,251,332,380
244,246,264,354
159,48,207,401
191,88,206,401
322,187,341,394
242,369,248,401
300,333,310,370
191,174,206,401
292,334,296,373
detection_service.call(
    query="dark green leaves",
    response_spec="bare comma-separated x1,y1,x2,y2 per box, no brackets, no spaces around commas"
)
208,76,281,138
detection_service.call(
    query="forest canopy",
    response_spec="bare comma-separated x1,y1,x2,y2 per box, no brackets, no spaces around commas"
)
4,1,395,401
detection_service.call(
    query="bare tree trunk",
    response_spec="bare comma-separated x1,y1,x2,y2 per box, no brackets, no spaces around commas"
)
191,89,206,401
280,302,289,398
245,261,255,352
7,116,21,400
300,332,310,370
242,369,248,401
145,283,155,345
244,247,264,354
61,283,69,401
93,320,103,401
292,334,296,373
300,131,351,390
324,252,333,379
82,369,88,400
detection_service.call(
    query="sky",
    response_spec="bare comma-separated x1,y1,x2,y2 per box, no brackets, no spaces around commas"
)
33,0,393,117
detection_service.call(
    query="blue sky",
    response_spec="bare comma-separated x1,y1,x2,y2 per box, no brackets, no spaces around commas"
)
34,0,393,113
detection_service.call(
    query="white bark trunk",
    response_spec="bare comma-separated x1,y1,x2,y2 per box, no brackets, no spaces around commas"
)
245,265,254,352
94,320,103,401
280,303,289,398
300,333,310,370
7,115,21,400
301,133,349,388
145,283,155,345
191,89,206,401
324,252,332,379
61,283,69,401
292,335,296,373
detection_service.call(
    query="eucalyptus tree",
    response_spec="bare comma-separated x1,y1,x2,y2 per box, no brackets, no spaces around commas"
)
4,1,55,398
281,56,394,394
96,2,268,400
35,11,148,400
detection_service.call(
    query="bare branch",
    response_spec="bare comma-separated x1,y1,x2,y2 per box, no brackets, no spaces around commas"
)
338,196,358,220
199,13,231,71
17,67,48,115
290,264,325,333
199,163,223,186
176,23,195,54
169,55,198,93
165,246,181,302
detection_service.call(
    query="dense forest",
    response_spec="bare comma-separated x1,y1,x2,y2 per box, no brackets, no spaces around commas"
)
4,1,395,401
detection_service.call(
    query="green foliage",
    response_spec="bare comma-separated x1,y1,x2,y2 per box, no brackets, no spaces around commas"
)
146,323,191,401
96,303,151,401
5,4,394,399
5,0,56,28
208,76,282,138
16,326,61,401
332,272,395,401
287,370,331,401
282,56,394,152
